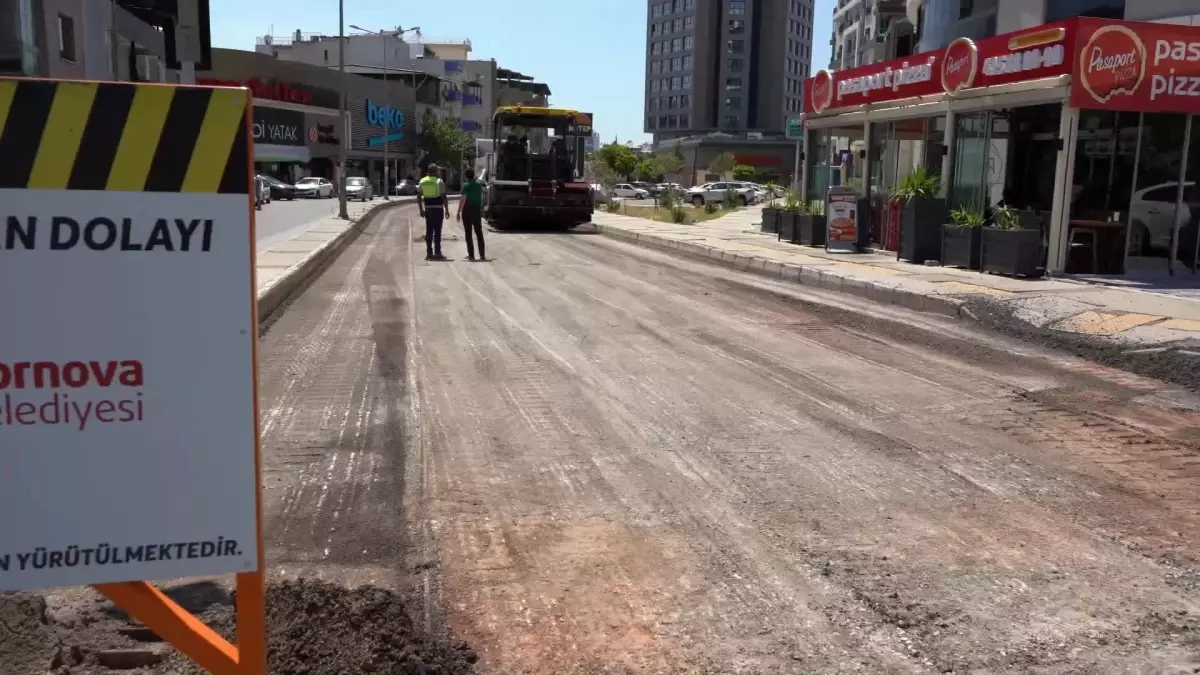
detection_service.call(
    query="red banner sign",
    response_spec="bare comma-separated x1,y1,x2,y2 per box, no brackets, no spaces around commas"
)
1070,18,1200,114
805,21,1077,114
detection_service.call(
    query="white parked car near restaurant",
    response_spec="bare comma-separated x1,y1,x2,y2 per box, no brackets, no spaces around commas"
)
686,182,756,206
294,176,335,199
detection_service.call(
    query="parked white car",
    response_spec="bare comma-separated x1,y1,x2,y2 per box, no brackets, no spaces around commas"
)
613,183,650,199
1129,181,1195,254
686,182,756,206
295,176,335,199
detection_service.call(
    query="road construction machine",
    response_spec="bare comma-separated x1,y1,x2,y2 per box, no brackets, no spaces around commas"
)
485,106,593,229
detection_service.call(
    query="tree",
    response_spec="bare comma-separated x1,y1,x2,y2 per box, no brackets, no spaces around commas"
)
589,160,620,189
656,147,684,181
417,112,470,172
596,142,638,180
707,152,736,179
732,164,757,181
636,156,663,182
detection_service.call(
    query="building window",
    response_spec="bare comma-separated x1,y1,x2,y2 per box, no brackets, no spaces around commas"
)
668,114,678,128
724,115,741,127
725,97,741,108
660,115,669,127
682,74,691,88
671,56,681,70
684,16,694,29
57,14,76,62
730,0,746,14
682,55,692,68
959,0,973,19
672,37,682,51
673,18,682,31
728,58,743,70
683,35,693,50
650,23,658,36
669,95,679,108
671,76,681,90
728,39,744,53
729,19,745,33
685,0,694,8
679,114,689,127
681,94,690,106
726,77,743,89
648,116,657,129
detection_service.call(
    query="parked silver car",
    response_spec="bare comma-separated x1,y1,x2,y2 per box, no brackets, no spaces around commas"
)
686,181,756,206
343,177,373,202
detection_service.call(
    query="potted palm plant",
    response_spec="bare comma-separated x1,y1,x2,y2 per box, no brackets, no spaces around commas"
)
796,198,826,247
760,182,781,234
981,204,1043,277
778,190,803,243
894,166,947,264
941,206,984,270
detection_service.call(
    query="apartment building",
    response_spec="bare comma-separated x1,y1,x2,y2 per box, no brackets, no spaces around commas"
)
830,0,1200,71
257,32,498,139
0,0,201,82
644,0,816,142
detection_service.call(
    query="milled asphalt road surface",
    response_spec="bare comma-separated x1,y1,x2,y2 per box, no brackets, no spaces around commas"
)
256,203,1200,674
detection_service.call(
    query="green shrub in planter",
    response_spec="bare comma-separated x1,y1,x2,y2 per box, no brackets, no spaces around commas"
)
980,204,1043,277
894,166,947,264
670,205,688,223
723,188,742,210
941,206,984,270
704,200,720,214
795,199,826,247
605,200,622,213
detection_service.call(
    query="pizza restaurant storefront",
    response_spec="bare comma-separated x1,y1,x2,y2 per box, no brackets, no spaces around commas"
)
802,17,1200,278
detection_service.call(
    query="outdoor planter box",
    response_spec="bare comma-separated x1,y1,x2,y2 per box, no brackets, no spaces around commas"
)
941,225,981,270
898,196,947,264
797,214,827,247
980,227,1043,277
761,207,780,234
778,211,800,243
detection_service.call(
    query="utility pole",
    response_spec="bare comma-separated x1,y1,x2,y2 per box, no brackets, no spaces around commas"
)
337,0,348,219
350,25,419,200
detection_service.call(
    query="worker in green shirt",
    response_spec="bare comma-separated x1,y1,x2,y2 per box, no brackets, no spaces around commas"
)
456,170,487,261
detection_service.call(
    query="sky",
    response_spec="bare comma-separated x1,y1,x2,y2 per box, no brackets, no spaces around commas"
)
209,0,834,144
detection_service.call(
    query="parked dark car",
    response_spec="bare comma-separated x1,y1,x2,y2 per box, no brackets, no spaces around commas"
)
261,175,297,200
393,178,418,196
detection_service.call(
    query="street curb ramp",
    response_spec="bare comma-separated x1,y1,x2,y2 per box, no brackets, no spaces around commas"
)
256,198,414,324
593,222,965,319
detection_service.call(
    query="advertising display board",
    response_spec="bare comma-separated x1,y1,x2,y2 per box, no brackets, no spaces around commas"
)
825,187,861,253
0,79,260,590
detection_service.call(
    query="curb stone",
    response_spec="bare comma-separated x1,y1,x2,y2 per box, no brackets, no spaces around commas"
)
593,221,964,319
256,198,414,323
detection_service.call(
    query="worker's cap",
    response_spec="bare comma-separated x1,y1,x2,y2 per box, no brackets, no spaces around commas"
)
427,163,439,172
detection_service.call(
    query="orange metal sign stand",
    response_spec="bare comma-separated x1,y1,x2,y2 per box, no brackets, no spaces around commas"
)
86,82,267,675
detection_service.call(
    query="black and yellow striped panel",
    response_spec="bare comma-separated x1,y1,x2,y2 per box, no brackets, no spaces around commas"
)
0,79,250,194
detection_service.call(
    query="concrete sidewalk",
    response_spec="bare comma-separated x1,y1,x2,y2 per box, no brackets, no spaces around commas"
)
593,205,1200,349
255,197,416,320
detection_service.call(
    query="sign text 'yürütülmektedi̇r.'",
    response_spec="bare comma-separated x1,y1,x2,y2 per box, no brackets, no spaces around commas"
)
2,216,215,252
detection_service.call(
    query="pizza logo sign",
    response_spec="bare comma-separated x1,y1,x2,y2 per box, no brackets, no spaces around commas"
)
810,70,834,113
1078,25,1146,104
942,38,978,94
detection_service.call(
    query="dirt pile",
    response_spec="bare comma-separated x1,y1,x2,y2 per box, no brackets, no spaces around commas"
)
0,580,476,675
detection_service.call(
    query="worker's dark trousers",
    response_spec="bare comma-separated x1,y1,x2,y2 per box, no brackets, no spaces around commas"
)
463,204,485,259
424,206,444,258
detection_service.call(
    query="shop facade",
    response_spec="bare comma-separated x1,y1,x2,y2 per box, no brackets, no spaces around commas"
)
802,17,1200,278
199,48,417,192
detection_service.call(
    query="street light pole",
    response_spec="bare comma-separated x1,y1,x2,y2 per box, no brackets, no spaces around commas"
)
382,34,389,200
337,0,348,219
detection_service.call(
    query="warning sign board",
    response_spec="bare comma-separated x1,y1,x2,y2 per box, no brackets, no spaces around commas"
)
0,79,260,591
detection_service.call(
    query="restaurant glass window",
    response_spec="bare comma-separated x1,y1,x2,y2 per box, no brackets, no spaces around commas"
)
1096,111,1181,275
806,127,834,201
870,118,941,249
951,112,989,211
